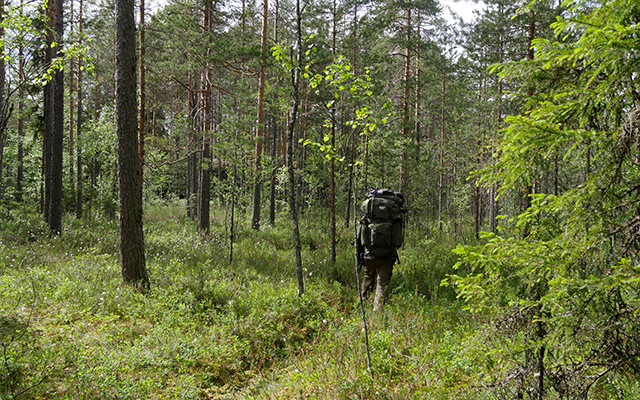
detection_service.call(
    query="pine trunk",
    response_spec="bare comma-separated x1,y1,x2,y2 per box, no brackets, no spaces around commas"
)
139,0,146,186
252,0,268,231
400,5,411,194
115,0,148,288
49,0,64,234
438,61,446,234
76,0,84,219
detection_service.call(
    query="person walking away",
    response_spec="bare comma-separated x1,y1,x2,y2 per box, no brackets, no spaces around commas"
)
356,188,406,311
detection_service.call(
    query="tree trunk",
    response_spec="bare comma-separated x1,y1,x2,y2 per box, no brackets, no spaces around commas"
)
400,4,411,195
69,0,75,210
329,0,337,263
49,0,64,234
0,0,5,201
76,0,84,218
268,0,279,226
198,4,212,233
17,9,24,203
198,135,211,233
187,71,198,220
269,113,277,225
252,0,268,231
43,0,53,220
438,60,446,234
115,0,148,288
290,0,304,296
139,0,146,186
411,12,421,227
474,138,481,239
345,123,354,228
229,134,238,264
344,0,358,227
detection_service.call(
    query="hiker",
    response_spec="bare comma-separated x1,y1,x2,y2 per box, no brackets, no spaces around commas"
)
356,188,405,311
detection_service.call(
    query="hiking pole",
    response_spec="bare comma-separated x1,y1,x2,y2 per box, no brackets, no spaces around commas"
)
354,238,374,380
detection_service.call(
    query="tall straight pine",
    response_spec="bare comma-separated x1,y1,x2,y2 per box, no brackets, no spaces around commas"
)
115,0,149,288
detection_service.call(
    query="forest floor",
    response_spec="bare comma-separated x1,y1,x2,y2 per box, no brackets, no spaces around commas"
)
0,201,490,399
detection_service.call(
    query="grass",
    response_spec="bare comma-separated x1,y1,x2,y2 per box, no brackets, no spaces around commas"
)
0,200,482,399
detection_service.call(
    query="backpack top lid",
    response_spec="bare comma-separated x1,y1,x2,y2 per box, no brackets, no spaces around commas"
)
366,188,397,198
365,188,405,208
361,188,406,221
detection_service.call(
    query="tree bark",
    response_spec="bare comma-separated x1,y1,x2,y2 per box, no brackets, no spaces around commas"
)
68,0,75,210
17,4,24,203
198,134,211,233
187,71,198,219
76,0,84,218
329,0,338,263
229,133,238,264
290,0,304,296
268,0,279,226
197,4,212,233
438,60,446,234
49,0,64,234
115,0,148,288
139,0,146,186
269,113,277,225
400,3,411,195
251,0,268,231
0,0,5,201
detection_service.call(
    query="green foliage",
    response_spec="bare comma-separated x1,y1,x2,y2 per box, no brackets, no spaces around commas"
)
0,0,94,85
301,54,387,163
448,0,640,397
0,200,494,399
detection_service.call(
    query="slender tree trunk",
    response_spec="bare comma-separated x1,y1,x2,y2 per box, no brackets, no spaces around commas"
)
474,138,481,239
76,0,84,218
329,0,338,263
198,134,211,233
268,0,279,226
251,0,268,230
345,0,358,225
269,113,277,225
0,0,5,201
115,0,148,288
490,20,505,235
43,0,54,219
152,98,157,137
411,13,421,228
197,4,212,232
290,0,304,296
139,0,146,186
400,4,411,194
89,85,99,218
229,133,238,264
17,8,24,202
553,152,558,196
526,10,544,399
522,10,536,238
187,71,198,219
438,60,446,234
68,0,76,209
49,0,64,234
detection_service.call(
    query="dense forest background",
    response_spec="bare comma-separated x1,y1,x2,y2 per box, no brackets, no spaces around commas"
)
1,0,640,398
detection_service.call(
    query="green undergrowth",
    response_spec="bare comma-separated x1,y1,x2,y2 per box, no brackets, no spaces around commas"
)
0,201,484,399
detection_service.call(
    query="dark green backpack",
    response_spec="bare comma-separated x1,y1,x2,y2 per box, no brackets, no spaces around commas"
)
357,188,405,257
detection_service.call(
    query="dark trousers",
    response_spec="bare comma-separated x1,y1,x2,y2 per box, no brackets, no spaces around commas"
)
361,257,394,311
